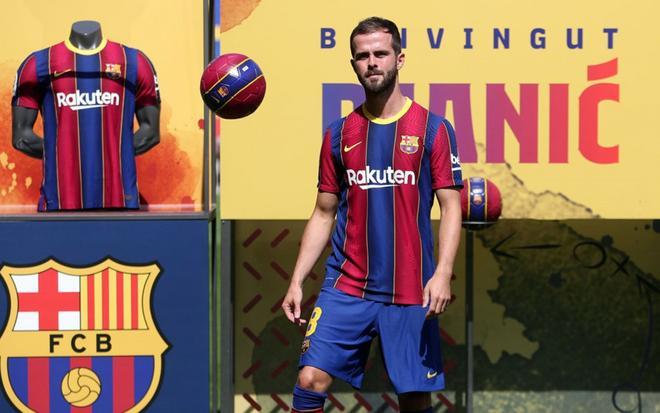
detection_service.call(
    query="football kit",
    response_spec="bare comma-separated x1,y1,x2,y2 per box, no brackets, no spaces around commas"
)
300,98,462,392
12,38,160,211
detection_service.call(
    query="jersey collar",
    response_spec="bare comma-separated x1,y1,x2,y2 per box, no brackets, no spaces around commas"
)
64,38,108,55
361,97,412,125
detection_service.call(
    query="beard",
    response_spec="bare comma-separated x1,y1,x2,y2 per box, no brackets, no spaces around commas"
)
357,66,398,95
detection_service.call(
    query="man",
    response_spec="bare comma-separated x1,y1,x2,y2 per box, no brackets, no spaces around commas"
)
282,17,462,413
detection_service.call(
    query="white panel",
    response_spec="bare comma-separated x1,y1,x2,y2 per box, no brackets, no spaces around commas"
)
14,311,39,331
58,272,80,293
11,274,38,293
58,311,81,330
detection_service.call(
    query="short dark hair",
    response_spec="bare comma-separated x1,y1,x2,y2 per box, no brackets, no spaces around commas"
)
350,17,402,56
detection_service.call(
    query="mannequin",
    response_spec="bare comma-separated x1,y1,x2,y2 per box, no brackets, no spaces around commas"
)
68,20,103,50
12,21,160,160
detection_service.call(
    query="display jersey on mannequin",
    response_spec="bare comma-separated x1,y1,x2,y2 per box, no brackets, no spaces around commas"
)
11,21,161,211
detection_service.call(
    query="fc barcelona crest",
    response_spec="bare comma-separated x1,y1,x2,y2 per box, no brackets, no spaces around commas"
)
400,135,420,154
217,85,230,98
0,259,168,413
104,63,122,79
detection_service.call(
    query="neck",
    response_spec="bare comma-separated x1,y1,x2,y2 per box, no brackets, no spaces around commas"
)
69,21,103,50
363,80,407,119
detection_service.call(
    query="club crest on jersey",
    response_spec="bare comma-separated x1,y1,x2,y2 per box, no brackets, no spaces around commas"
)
0,258,168,413
104,63,122,79
400,135,420,154
301,339,310,354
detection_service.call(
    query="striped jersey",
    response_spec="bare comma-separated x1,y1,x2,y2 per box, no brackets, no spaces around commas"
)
12,38,160,211
319,98,462,305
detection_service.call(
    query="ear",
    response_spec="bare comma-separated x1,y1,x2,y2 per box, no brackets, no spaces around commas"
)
350,58,357,73
396,52,405,70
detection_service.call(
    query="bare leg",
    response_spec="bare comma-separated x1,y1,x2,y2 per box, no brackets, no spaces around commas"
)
297,366,333,392
292,366,334,412
398,392,432,412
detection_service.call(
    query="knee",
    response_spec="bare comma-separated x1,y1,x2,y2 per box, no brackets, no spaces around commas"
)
297,366,332,393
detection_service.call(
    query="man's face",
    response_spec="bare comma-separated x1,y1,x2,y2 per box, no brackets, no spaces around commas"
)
351,30,404,94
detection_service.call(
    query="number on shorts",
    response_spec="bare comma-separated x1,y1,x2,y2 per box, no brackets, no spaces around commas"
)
305,307,323,337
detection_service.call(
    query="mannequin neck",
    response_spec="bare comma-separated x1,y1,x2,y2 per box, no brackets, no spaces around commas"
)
69,21,103,50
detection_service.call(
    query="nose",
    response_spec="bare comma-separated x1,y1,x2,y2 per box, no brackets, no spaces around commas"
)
367,53,376,68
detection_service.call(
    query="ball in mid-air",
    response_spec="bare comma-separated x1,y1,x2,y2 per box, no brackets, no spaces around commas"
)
460,177,502,224
200,53,266,119
61,367,101,407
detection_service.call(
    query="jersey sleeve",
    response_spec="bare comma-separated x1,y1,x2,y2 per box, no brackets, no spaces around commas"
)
11,54,42,110
317,126,342,193
430,118,463,190
135,51,160,108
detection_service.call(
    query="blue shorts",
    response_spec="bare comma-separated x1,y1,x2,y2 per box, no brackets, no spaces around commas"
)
299,287,444,394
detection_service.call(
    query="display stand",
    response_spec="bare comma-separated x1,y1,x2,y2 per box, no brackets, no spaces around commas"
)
462,221,494,413
0,212,216,412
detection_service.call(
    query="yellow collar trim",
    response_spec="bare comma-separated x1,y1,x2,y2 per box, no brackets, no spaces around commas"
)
362,97,412,125
64,38,108,55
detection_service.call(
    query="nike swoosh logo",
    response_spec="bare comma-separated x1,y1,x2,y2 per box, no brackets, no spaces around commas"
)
343,142,362,152
427,370,438,379
53,69,72,78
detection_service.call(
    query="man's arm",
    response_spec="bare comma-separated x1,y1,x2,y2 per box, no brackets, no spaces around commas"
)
423,187,462,317
282,191,339,325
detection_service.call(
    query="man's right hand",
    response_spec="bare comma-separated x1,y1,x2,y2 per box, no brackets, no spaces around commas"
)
282,283,307,325
281,192,338,326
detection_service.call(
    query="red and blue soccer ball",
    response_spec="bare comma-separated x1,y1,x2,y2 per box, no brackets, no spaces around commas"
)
200,53,266,119
460,177,502,225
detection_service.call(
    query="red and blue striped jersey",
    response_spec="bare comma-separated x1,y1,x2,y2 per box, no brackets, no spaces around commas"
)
12,39,160,211
318,99,462,305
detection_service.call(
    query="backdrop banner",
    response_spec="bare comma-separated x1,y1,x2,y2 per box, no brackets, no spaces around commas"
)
220,0,658,219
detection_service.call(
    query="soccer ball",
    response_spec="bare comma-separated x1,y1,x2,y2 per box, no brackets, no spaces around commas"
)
61,367,101,407
200,53,266,119
460,177,502,226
